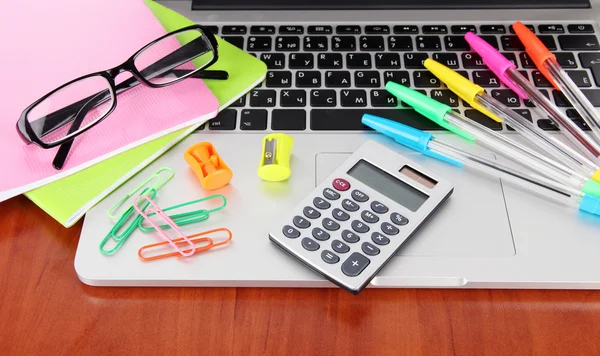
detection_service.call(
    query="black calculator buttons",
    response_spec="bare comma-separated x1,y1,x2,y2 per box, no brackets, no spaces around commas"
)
381,222,399,235
303,206,321,219
332,239,350,253
332,178,351,191
351,219,370,233
332,208,350,221
342,199,359,212
361,210,379,223
312,227,330,241
323,188,341,200
341,229,360,243
341,252,370,277
371,232,390,245
302,237,320,251
283,225,300,238
293,215,311,228
321,250,340,264
370,201,389,214
351,189,369,202
391,212,409,225
362,242,380,256
313,197,331,209
323,218,341,231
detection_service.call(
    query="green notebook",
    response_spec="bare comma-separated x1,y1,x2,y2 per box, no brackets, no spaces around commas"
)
24,0,266,228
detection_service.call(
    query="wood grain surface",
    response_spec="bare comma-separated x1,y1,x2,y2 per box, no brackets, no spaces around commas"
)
1,195,600,355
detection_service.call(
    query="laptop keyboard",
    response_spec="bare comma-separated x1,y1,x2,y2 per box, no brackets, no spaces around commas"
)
199,23,600,133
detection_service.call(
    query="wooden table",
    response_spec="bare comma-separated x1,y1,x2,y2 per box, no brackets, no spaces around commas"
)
2,195,600,355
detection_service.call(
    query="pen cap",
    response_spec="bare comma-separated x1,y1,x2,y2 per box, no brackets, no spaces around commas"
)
512,21,559,90
464,32,529,100
582,179,600,198
385,81,475,140
424,58,502,123
579,194,600,216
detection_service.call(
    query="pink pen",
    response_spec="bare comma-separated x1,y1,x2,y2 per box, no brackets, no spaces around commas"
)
465,32,600,163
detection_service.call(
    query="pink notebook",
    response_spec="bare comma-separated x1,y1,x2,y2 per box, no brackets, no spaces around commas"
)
0,0,219,202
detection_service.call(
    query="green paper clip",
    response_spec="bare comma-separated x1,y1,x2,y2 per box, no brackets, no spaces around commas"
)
138,194,227,232
100,188,156,255
107,167,174,219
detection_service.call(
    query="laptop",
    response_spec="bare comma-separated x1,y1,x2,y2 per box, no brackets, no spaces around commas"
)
75,0,600,289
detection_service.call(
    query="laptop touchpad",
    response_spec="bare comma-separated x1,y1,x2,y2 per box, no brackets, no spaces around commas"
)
316,151,515,257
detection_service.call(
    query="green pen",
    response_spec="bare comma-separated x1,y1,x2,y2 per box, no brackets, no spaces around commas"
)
385,81,600,198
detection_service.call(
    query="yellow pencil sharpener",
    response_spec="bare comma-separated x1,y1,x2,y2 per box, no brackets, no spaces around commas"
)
258,133,294,182
184,142,233,190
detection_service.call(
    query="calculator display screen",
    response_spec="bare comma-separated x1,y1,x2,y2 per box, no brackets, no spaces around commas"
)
347,160,428,212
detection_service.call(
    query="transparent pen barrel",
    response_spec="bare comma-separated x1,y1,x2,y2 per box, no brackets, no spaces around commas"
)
545,59,600,143
444,110,586,186
505,67,600,161
428,139,584,208
476,92,598,176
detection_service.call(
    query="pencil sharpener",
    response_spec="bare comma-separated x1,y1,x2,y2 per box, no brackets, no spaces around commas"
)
184,142,233,190
258,133,294,182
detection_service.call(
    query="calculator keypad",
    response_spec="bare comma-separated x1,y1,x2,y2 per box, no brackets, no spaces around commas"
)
361,210,379,223
313,197,331,209
302,237,320,251
321,250,340,264
332,208,350,221
370,201,388,214
371,232,390,245
381,222,399,235
351,189,369,202
283,225,300,238
361,242,380,256
303,206,321,219
351,220,370,233
323,188,341,200
312,227,330,241
341,229,360,243
332,239,350,253
391,212,409,225
342,199,359,211
323,218,340,231
293,215,311,228
341,252,370,277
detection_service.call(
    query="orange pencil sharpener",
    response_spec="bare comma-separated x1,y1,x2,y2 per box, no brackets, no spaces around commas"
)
184,142,233,190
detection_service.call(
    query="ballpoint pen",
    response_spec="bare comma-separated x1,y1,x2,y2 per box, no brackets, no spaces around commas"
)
361,113,600,217
513,21,600,144
423,57,600,183
385,81,600,197
465,31,600,163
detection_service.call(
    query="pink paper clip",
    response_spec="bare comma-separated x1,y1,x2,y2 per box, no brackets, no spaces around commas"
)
133,195,196,257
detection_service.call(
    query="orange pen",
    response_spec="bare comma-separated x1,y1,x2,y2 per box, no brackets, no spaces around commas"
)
513,21,600,146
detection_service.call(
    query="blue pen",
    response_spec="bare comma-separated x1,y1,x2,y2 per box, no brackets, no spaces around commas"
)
362,113,600,217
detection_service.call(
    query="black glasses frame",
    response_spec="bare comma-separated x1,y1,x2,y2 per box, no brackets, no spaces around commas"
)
17,24,220,150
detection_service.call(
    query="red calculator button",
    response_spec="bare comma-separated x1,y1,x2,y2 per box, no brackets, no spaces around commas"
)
333,178,350,191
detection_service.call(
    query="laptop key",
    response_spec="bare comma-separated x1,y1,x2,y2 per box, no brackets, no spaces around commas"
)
250,25,275,34
230,95,246,107
444,36,469,51
375,53,401,69
566,70,592,87
552,90,571,107
416,36,441,51
354,71,380,87
432,53,459,68
325,71,351,87
308,25,333,34
404,53,428,69
465,109,502,130
461,53,486,68
430,89,459,107
266,71,292,87
451,25,476,34
222,25,246,34
289,53,314,69
208,109,237,130
555,53,577,68
207,26,219,35
491,89,521,107
360,36,385,51
383,71,410,85
340,90,368,107
304,36,328,51
247,36,272,51
532,70,552,87
280,90,307,107
509,24,535,34
537,35,557,50
260,53,285,69
472,71,501,87
538,24,565,34
337,25,361,34
579,53,600,85
250,89,276,107
310,108,443,130
538,119,559,131
317,53,343,69
271,109,306,130
558,35,600,50
394,25,419,34
581,89,600,106
347,53,372,68
371,90,399,107
480,25,506,34
387,36,413,51
501,35,525,51
276,36,300,51
332,36,356,51
502,52,518,67
506,109,533,130
414,71,440,88
422,25,447,34
568,24,595,33
280,26,304,34
365,25,390,34
296,71,321,87
310,90,337,107
519,53,535,68
240,109,267,130
222,36,244,49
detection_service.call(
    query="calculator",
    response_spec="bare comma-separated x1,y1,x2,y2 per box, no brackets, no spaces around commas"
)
268,140,454,294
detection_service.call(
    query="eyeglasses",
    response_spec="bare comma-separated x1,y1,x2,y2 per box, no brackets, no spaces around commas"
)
17,25,227,170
